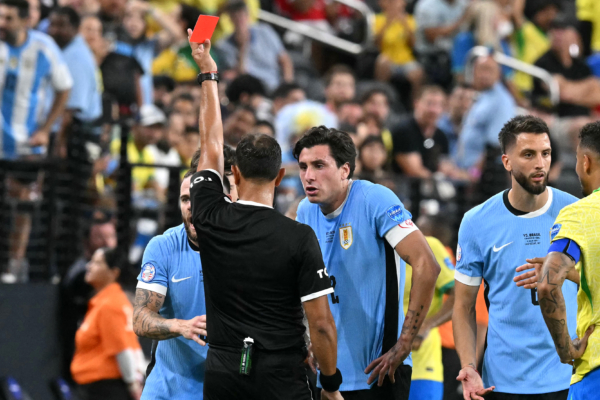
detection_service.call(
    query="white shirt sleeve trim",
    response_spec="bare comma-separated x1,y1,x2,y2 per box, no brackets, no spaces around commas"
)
136,281,168,296
385,224,419,248
454,270,482,286
301,287,334,303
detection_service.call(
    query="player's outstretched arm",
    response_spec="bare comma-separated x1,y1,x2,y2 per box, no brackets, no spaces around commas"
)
303,296,343,400
133,288,207,345
187,30,224,177
514,256,580,289
453,281,494,400
365,231,440,386
538,252,594,364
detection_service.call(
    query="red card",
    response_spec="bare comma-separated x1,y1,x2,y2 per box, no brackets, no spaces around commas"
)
190,15,220,43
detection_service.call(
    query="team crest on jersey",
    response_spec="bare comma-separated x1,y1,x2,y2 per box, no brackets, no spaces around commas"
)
550,223,562,240
457,244,462,262
141,263,156,282
339,226,353,250
386,205,405,223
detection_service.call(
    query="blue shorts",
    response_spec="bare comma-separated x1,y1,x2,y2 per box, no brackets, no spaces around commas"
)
408,380,443,400
569,367,600,399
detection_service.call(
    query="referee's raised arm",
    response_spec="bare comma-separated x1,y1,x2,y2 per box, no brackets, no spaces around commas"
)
187,29,224,177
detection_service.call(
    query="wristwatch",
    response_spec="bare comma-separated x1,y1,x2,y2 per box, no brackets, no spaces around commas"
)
197,72,219,85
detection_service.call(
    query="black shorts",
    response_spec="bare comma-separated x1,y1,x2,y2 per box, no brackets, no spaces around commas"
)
340,365,412,400
487,389,569,400
78,379,130,400
204,346,314,400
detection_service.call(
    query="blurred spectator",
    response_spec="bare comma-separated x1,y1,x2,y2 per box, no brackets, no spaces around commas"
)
225,73,271,121
177,126,200,166
456,55,515,172
217,0,294,92
26,0,38,28
61,216,117,379
71,247,145,400
373,0,423,101
171,93,197,128
120,0,185,105
146,123,182,192
512,0,559,92
152,74,176,109
414,0,468,88
58,0,100,15
533,16,593,117
271,82,306,116
357,135,389,183
0,0,73,284
324,64,355,116
48,6,102,156
80,14,104,63
253,119,276,137
97,0,129,43
392,86,450,178
575,0,599,57
274,0,332,31
437,84,474,161
223,104,256,147
337,99,363,127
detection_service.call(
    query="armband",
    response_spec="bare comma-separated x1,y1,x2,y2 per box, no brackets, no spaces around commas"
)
548,238,581,264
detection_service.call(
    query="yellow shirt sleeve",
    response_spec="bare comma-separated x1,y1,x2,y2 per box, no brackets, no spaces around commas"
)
551,204,588,250
374,14,386,35
427,237,455,293
577,0,594,21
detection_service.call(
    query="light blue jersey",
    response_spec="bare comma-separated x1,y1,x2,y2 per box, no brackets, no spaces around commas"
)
136,224,207,400
0,30,72,158
455,188,578,394
297,180,418,392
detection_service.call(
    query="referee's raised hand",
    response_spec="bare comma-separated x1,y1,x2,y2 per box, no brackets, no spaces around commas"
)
187,29,217,73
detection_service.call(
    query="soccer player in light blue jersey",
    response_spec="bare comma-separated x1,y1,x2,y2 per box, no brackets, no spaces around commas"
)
453,115,578,400
132,166,233,400
294,126,441,400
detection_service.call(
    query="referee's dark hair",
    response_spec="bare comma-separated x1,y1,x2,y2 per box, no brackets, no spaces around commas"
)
293,126,357,179
498,115,550,153
235,133,282,181
579,121,600,156
1,0,29,18
52,6,81,28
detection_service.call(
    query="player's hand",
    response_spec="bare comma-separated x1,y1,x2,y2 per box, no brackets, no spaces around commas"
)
321,390,344,400
305,343,319,374
187,29,217,73
561,325,595,364
456,366,494,400
412,325,431,351
29,128,50,147
177,315,207,345
514,257,545,289
364,341,410,386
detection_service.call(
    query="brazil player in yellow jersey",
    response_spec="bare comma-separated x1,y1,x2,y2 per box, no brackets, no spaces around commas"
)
404,236,455,400
522,121,600,399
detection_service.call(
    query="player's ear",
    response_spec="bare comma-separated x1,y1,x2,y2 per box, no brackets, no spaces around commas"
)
274,168,286,187
501,153,511,172
232,165,242,186
583,154,592,175
340,162,350,180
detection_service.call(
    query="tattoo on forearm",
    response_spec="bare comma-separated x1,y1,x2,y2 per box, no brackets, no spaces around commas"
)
133,289,179,340
401,305,424,337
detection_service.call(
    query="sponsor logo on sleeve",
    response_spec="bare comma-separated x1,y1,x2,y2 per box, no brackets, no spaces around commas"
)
398,219,415,229
386,205,405,223
141,263,156,283
457,244,462,262
550,223,562,241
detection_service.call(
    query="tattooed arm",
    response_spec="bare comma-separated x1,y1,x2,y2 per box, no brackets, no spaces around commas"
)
133,288,207,345
365,231,440,386
538,252,594,364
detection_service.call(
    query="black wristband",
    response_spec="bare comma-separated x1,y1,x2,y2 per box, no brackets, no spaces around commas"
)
197,72,220,85
319,368,342,392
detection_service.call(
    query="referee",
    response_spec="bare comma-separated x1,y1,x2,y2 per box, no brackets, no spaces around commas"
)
186,34,343,400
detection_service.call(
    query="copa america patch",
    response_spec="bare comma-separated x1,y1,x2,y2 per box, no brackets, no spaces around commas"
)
141,263,156,283
550,223,562,241
456,244,462,262
386,205,405,223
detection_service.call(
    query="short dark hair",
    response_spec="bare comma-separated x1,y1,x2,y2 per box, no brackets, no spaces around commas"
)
153,75,176,92
498,115,550,153
236,133,282,182
179,4,201,31
293,126,357,179
226,0,247,14
52,6,80,28
324,64,355,87
226,74,265,104
189,145,237,173
272,82,303,100
2,0,29,18
415,85,446,101
172,93,194,106
101,247,125,271
359,134,385,153
579,121,600,157
360,88,390,105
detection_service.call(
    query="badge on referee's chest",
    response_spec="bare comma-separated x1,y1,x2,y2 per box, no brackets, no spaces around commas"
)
340,226,353,250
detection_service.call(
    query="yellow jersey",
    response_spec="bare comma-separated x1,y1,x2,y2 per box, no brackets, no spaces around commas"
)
403,236,455,382
374,14,417,66
110,138,156,192
577,0,600,53
511,21,550,92
551,189,600,384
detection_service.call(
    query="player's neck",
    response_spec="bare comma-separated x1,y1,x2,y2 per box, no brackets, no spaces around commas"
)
9,29,27,47
237,180,275,208
508,183,549,213
319,180,350,215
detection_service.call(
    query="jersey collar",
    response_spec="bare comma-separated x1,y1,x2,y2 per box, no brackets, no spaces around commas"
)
237,199,273,209
505,187,553,219
324,180,353,219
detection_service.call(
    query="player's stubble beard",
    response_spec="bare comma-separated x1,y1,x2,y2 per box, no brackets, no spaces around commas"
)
513,169,548,195
183,215,198,244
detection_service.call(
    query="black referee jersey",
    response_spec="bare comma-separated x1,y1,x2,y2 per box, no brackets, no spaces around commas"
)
189,168,333,351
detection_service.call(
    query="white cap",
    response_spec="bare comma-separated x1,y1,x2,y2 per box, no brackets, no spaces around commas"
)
139,104,166,127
